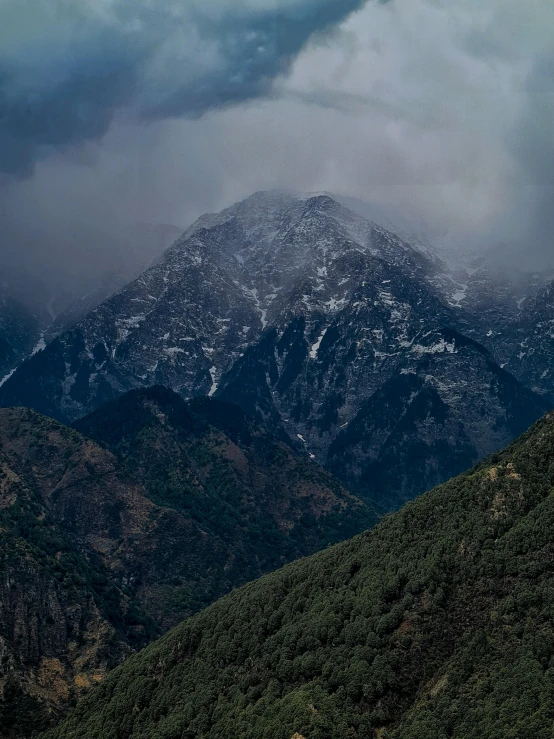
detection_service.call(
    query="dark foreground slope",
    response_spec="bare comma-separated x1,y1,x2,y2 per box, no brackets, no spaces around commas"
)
0,409,157,737
0,395,372,737
47,411,554,739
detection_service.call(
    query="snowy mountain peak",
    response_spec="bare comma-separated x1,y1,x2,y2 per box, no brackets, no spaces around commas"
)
0,191,549,510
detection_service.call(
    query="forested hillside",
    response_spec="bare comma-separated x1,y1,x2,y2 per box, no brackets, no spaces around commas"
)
0,393,371,737
46,411,554,739
73,386,375,625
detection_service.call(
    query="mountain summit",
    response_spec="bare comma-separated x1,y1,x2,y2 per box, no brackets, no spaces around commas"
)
0,192,549,510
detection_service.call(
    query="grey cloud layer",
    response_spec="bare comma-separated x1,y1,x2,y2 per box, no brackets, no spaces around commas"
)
0,0,375,174
1,0,554,306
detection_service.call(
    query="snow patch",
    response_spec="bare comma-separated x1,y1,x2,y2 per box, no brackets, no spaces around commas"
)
0,368,16,387
411,338,456,355
31,333,46,355
244,287,268,328
208,366,218,397
326,296,347,311
310,328,328,359
450,284,468,305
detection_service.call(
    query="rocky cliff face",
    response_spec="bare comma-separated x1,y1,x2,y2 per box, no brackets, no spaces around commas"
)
326,330,549,509
0,192,446,423
0,394,372,737
0,409,144,737
506,280,554,398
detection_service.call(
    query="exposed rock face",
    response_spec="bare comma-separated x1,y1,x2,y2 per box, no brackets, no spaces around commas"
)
0,410,142,738
0,192,447,423
506,280,554,397
326,330,548,509
0,192,550,510
0,394,372,736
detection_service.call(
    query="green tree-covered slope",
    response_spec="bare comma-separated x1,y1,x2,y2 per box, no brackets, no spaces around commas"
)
0,392,372,736
47,410,554,739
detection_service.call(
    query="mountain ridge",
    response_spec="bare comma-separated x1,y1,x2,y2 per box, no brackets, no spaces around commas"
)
0,389,373,738
0,191,550,512
44,409,554,739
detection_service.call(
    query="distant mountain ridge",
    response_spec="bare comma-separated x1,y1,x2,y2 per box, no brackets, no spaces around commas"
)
0,287,40,382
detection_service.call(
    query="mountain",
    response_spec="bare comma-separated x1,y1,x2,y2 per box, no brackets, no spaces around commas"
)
0,223,184,335
325,329,549,510
43,224,186,342
72,386,375,625
506,279,554,398
439,263,554,368
0,408,157,737
0,191,451,423
0,191,548,511
45,410,554,739
0,289,39,382
0,391,372,737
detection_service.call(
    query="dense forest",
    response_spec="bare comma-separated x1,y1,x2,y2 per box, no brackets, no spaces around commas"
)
45,410,554,738
0,392,374,737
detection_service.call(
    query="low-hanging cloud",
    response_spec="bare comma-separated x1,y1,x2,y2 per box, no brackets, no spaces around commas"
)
0,0,376,175
1,0,554,316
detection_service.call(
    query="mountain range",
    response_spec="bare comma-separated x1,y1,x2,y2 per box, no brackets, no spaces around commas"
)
0,190,553,738
0,191,552,512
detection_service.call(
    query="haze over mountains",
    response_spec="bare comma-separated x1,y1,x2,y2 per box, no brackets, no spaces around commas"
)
0,191,552,512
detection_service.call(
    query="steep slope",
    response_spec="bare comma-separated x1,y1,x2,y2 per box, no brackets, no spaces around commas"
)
0,396,372,737
0,191,446,423
1,223,184,337
219,318,548,512
326,329,550,510
46,411,554,739
43,224,185,342
441,263,554,367
0,409,157,738
507,279,554,398
72,386,375,624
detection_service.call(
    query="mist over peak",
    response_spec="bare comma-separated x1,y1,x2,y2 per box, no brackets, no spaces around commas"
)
0,0,553,314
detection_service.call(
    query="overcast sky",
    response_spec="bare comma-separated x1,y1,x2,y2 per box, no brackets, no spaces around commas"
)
1,0,554,304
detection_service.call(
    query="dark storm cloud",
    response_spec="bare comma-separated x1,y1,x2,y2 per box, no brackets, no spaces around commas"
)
0,0,377,175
